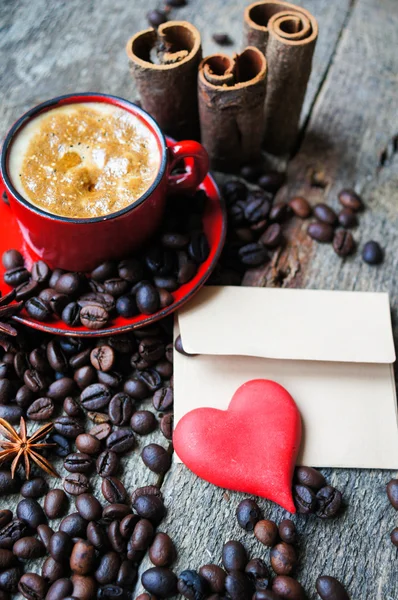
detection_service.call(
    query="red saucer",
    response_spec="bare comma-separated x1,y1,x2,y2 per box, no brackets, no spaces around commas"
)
0,172,226,338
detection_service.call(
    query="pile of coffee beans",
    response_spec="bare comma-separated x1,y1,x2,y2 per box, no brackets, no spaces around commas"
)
293,467,342,518
210,170,384,288
387,479,398,548
1,188,209,329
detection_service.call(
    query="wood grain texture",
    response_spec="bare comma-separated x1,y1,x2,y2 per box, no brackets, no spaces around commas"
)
0,0,397,599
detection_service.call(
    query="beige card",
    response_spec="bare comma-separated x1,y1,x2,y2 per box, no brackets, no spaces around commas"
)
174,286,398,469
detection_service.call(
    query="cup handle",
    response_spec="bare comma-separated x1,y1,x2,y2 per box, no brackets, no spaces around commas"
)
167,140,209,194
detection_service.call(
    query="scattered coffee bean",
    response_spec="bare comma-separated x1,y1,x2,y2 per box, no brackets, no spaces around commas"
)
272,575,306,599
133,495,166,524
160,413,173,440
313,203,337,226
142,567,178,598
46,578,73,600
13,536,45,559
64,452,93,474
102,477,128,504
212,33,233,45
362,240,383,265
316,486,342,518
80,304,109,329
95,551,121,585
44,489,68,519
54,416,85,438
178,569,208,600
16,498,46,529
106,428,135,454
245,557,270,588
18,572,47,600
333,230,355,257
238,243,268,266
63,473,90,496
199,564,226,594
338,208,358,228
26,397,54,421
391,527,398,547
254,520,278,547
224,571,251,600
59,513,87,538
222,540,247,572
387,479,398,509
2,249,24,270
96,450,119,477
270,542,297,576
146,9,168,28
70,539,96,575
76,493,102,521
131,410,157,435
316,575,350,600
37,524,53,552
279,519,297,544
307,222,334,243
141,444,171,474
338,189,364,212
289,196,312,218
236,499,261,531
295,466,326,490
76,433,102,455
49,531,73,563
20,477,48,499
294,484,317,514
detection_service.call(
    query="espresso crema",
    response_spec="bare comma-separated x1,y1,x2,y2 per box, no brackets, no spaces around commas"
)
8,102,161,219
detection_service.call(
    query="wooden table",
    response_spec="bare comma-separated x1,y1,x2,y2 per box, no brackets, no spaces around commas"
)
1,1,397,598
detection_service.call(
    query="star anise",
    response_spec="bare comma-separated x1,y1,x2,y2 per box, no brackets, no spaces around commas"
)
0,417,59,479
0,289,23,336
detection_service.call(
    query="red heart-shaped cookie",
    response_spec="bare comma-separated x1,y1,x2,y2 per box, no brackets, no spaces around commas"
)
173,379,301,513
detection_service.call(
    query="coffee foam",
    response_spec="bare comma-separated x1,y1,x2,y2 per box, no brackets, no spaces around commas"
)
8,102,161,219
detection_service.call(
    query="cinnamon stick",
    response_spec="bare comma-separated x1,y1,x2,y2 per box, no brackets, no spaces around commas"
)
198,47,267,171
244,1,318,155
126,21,202,140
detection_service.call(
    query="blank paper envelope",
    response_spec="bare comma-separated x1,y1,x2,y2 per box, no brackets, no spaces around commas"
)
174,286,398,469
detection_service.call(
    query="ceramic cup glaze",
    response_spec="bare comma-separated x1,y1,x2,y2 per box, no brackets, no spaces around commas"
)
0,93,209,271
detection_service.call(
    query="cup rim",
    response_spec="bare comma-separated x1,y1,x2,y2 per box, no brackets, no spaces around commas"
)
0,92,168,224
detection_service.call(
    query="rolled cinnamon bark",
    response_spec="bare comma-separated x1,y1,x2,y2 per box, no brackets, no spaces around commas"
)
198,47,267,171
244,1,318,155
126,21,202,140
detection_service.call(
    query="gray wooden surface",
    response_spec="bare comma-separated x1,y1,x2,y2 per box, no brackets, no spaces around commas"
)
1,1,397,599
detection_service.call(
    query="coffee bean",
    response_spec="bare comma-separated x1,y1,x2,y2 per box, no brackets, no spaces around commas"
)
103,278,130,297
316,575,349,600
153,387,173,411
15,385,34,408
148,532,176,567
338,208,358,228
109,393,134,426
70,540,96,575
25,297,51,321
294,484,317,514
244,194,271,224
46,578,73,600
270,542,297,576
115,295,137,317
236,499,261,531
272,576,305,600
102,477,128,504
26,397,54,421
59,513,87,538
245,558,269,587
95,552,121,585
130,518,154,552
48,377,77,401
85,521,107,551
198,565,226,594
160,413,173,440
295,466,326,490
75,493,102,521
261,223,283,248
94,450,118,478
223,180,247,205
42,555,65,583
102,503,130,523
238,243,268,266
50,531,73,562
87,411,110,426
16,279,40,301
20,477,48,499
118,513,139,540
133,494,165,524
64,452,93,474
106,428,135,454
91,261,117,282
54,416,84,438
69,348,91,370
338,189,364,212
141,444,171,474
136,284,160,315
316,486,342,518
37,524,53,552
123,377,148,400
4,267,30,288
73,365,96,389
0,405,22,423
307,221,334,243
222,541,247,572
80,383,111,410
0,471,19,496
0,518,28,550
130,411,157,435
75,433,102,455
0,566,21,592
0,379,13,404
313,203,337,225
90,422,112,441
333,230,355,257
253,591,281,600
279,519,297,544
13,536,45,559
63,396,84,418
62,302,81,326
254,520,278,547
16,498,45,529
117,559,138,588
2,249,23,270
97,370,122,389
18,573,47,600
178,570,208,600
108,520,126,553
257,171,285,192
362,240,383,265
0,511,12,530
142,567,177,598
288,196,312,218
0,549,14,569
63,473,90,496
391,527,398,547
224,571,251,600
80,305,109,329
387,478,398,509
44,489,68,519
90,346,115,372
24,369,48,392
71,574,97,600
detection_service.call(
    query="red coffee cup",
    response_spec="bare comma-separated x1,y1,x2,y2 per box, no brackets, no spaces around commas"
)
0,93,209,271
